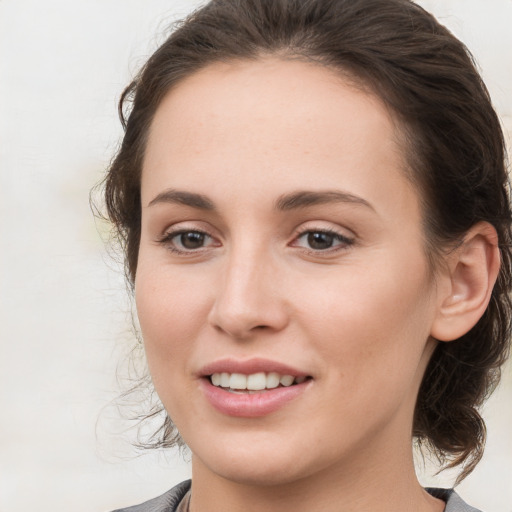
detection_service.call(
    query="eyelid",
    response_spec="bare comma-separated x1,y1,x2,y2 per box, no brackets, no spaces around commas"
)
291,221,355,241
156,223,221,254
289,223,356,253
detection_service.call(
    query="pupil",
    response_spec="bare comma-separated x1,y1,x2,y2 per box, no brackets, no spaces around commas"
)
181,232,205,249
308,232,334,250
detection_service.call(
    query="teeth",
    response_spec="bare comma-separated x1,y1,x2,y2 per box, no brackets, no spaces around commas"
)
247,372,266,390
266,372,280,389
209,372,307,390
220,372,230,387
229,373,247,389
280,375,295,387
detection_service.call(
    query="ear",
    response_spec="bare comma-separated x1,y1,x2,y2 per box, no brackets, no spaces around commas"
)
430,222,500,342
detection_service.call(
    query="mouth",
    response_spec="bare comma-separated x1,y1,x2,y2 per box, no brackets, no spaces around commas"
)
208,372,311,394
198,358,313,416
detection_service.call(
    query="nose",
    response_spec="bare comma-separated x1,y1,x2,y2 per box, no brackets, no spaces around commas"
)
207,248,289,340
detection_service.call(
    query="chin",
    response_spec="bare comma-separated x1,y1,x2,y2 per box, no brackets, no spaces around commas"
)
189,430,338,488
202,455,313,487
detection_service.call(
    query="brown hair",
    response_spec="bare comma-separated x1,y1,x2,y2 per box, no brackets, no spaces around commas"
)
103,0,512,481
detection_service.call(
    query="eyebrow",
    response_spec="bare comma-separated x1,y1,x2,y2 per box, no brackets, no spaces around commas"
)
147,188,374,212
147,189,215,210
275,190,375,211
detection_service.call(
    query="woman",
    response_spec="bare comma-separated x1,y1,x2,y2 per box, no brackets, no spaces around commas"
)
104,0,512,510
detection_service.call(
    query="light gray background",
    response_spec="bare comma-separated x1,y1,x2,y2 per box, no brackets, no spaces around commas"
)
1,1,511,511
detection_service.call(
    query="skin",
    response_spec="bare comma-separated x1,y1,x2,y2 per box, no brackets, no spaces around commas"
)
135,58,462,512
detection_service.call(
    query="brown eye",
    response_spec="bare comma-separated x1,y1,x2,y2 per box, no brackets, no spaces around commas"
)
307,232,335,250
179,231,206,249
158,229,217,253
293,230,354,252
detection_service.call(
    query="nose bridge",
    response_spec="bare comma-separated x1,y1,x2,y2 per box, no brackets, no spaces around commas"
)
208,236,288,338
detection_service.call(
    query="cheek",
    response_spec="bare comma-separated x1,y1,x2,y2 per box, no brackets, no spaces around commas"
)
134,264,212,383
297,253,434,396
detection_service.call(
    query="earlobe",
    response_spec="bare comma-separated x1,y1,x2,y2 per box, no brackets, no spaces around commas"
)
430,222,500,342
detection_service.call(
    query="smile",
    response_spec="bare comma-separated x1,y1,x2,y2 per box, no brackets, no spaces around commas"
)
199,360,313,417
210,372,309,393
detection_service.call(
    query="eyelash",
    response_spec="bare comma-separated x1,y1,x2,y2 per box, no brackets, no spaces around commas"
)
156,229,217,254
156,227,355,255
292,228,355,254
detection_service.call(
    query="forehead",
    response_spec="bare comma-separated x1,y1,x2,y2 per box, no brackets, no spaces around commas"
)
142,57,417,220
145,57,400,160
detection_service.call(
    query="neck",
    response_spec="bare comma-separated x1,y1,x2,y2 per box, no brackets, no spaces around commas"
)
188,437,445,512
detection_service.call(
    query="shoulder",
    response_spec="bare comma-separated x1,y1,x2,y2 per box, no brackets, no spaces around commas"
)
426,488,483,512
112,482,483,512
111,480,191,512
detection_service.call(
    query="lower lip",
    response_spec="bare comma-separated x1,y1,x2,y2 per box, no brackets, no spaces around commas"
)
200,378,310,418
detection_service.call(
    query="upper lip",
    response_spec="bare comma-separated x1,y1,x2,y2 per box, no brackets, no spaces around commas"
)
198,358,310,378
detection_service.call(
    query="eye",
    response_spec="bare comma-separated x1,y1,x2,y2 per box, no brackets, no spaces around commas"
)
158,229,217,253
177,231,208,249
293,230,354,251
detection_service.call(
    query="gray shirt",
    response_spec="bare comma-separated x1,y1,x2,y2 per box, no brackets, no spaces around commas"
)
112,480,483,512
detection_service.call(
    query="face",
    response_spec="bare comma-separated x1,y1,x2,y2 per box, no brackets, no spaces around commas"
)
136,58,440,486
